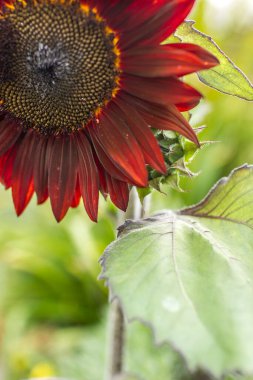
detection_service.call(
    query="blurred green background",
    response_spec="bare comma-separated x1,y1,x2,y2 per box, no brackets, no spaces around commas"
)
0,0,252,379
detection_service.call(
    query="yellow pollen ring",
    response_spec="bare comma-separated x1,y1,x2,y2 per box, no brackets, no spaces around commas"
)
2,0,28,11
80,2,122,121
3,1,15,10
80,4,121,68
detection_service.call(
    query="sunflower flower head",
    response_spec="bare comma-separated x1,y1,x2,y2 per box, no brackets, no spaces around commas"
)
0,0,218,221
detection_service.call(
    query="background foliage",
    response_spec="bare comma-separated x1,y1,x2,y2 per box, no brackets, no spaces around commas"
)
0,1,252,379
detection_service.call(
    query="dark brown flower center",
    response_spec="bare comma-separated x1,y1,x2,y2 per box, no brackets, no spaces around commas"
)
0,0,120,134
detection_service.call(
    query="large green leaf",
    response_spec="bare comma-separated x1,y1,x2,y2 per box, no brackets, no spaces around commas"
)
101,165,253,377
173,21,253,100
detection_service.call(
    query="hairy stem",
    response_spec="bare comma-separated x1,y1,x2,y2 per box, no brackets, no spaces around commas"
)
106,188,144,380
106,299,125,380
193,371,213,380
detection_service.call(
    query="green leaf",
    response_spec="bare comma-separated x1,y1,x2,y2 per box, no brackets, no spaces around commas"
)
174,21,253,100
125,321,189,380
101,165,253,377
137,187,152,204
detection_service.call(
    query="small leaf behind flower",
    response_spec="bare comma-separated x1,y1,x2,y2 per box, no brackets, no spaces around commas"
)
137,187,152,204
101,165,253,377
173,21,253,100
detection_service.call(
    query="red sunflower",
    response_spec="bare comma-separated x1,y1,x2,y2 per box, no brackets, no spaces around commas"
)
0,0,218,222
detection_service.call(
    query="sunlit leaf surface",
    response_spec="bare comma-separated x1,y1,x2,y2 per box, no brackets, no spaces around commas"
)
173,21,253,100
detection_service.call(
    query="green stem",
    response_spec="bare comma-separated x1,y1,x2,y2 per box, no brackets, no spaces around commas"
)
106,300,125,380
193,371,213,380
106,188,143,380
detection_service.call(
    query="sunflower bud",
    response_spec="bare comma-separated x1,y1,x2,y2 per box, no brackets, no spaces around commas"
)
146,130,201,194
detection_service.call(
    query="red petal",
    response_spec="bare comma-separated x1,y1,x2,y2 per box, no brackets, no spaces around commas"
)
71,180,81,208
48,135,77,222
88,106,148,187
124,43,219,78
120,0,195,50
12,131,36,215
169,43,220,70
88,127,131,183
113,97,166,173
34,135,51,205
105,172,129,211
110,1,158,33
122,74,202,111
122,92,198,145
0,144,17,188
0,116,22,155
89,0,135,22
94,153,108,198
75,132,99,222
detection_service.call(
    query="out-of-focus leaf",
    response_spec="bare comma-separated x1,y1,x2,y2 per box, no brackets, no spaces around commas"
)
0,198,112,327
173,21,253,100
28,318,189,380
26,378,70,380
224,377,253,380
101,165,253,377
113,375,140,380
